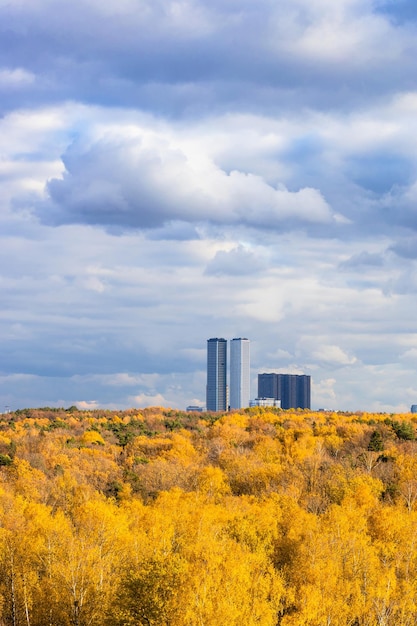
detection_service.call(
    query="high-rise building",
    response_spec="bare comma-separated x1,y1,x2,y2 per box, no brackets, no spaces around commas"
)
206,338,228,411
230,338,250,409
258,373,311,409
257,373,281,401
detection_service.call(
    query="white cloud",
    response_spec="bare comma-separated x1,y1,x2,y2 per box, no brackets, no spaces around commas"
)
40,121,334,231
71,373,164,387
130,393,167,408
401,348,417,362
268,0,407,67
313,345,357,366
313,377,337,406
75,400,100,410
0,68,35,87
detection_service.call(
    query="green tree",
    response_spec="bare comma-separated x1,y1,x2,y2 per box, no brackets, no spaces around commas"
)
368,430,384,452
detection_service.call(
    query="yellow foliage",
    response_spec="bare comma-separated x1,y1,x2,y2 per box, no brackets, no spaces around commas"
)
197,466,231,498
2,407,417,624
166,431,199,464
218,412,249,429
81,430,105,445
343,474,384,508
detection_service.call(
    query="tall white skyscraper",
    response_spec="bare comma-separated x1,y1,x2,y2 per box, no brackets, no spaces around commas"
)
230,338,250,409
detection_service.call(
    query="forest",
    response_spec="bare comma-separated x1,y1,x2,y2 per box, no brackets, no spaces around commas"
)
1,405,417,625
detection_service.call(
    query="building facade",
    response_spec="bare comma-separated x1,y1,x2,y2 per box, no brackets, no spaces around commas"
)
249,397,281,408
206,338,228,411
230,338,250,409
258,373,311,409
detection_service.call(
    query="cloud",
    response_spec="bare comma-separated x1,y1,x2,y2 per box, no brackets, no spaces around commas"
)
205,245,267,276
2,0,415,123
75,400,100,410
130,393,167,408
383,269,417,296
310,344,357,367
339,251,386,270
37,127,334,233
0,68,35,87
72,373,164,388
389,238,417,259
146,221,201,241
313,378,337,406
3,0,417,415
401,348,417,362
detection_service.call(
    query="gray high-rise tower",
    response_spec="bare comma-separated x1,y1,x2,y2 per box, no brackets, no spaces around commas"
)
206,338,228,411
230,338,250,409
258,373,311,409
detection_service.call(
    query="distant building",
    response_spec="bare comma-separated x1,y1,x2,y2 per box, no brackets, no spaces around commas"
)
186,405,204,412
206,338,228,411
258,373,311,409
230,338,250,409
249,397,281,408
411,405,417,414
257,373,280,401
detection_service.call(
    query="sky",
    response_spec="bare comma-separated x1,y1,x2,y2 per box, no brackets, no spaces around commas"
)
2,0,417,413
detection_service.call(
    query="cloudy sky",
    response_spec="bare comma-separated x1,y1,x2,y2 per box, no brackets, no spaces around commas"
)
2,0,417,413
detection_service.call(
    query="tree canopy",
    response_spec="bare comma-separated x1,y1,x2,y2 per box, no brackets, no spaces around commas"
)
0,405,416,625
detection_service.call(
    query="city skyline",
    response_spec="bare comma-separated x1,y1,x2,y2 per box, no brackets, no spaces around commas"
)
206,338,312,413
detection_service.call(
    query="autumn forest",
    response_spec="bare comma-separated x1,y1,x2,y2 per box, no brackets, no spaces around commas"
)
2,405,417,625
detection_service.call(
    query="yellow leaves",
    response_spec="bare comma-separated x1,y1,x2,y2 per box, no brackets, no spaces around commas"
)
133,435,173,458
250,409,281,425
7,407,417,624
9,458,48,502
323,432,344,455
279,428,317,464
343,475,384,508
185,537,283,626
252,436,282,463
165,431,199,464
196,465,231,498
80,430,105,445
226,496,281,556
218,411,249,429
396,453,417,501
280,505,383,625
210,418,251,451
111,488,285,626
0,494,72,625
118,553,189,626
0,434,11,446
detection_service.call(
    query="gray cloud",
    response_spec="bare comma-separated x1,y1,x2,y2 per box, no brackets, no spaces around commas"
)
205,245,267,276
389,237,417,259
339,251,386,270
1,0,417,117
